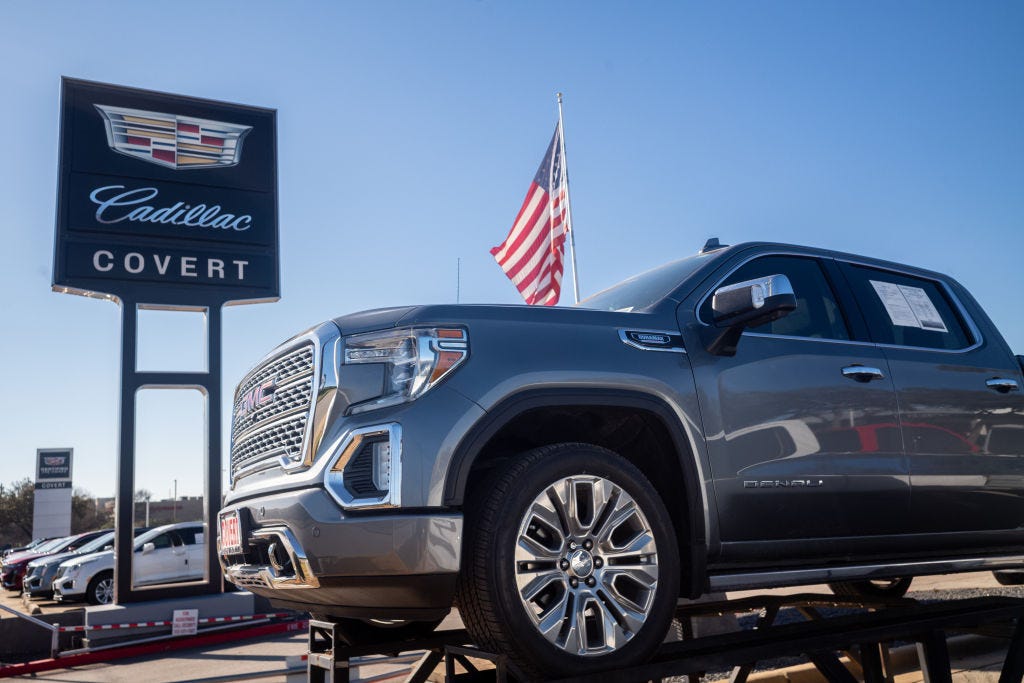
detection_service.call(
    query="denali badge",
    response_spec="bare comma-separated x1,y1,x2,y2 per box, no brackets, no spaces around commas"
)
743,479,824,489
235,377,278,420
629,332,671,345
618,329,686,353
95,104,252,170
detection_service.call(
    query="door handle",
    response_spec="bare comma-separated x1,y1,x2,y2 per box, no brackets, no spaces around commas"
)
842,365,885,382
986,378,1020,393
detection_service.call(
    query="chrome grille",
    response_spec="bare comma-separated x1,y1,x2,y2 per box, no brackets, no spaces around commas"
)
230,344,316,482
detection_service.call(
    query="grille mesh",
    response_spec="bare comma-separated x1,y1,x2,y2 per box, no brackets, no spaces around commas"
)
230,343,316,482
344,441,386,498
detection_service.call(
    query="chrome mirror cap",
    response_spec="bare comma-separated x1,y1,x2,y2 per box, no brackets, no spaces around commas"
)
706,274,797,357
712,274,795,329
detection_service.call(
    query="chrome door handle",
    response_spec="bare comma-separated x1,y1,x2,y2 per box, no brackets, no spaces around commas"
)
842,365,885,382
986,378,1020,393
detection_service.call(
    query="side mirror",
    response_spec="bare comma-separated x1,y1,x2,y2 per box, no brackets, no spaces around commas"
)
705,274,796,356
141,542,156,555
103,544,113,551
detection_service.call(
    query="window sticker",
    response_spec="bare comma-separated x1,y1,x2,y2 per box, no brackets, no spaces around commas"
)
898,285,948,332
869,280,948,332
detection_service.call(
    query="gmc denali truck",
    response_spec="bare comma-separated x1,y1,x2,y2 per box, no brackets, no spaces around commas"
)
218,241,1024,676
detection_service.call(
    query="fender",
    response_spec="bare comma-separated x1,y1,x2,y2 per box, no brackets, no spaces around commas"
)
443,387,708,596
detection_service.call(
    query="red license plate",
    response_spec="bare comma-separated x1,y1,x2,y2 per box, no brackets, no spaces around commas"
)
219,511,243,555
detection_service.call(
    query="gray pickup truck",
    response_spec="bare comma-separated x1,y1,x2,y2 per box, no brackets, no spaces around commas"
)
218,240,1024,676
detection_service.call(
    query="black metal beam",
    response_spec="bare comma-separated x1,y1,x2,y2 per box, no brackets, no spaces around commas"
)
1000,617,1024,683
549,597,1024,683
113,300,224,604
916,631,953,683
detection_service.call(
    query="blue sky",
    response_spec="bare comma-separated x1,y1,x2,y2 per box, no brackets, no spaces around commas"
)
1,2,1022,502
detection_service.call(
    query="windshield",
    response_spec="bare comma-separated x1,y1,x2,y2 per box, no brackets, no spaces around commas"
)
33,537,70,554
578,254,710,312
77,532,115,554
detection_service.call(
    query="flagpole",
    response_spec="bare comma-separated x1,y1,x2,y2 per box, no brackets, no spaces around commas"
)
556,92,581,304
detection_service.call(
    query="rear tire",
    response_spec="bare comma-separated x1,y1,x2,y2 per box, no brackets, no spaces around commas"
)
993,570,1024,586
457,443,680,678
307,614,445,646
86,571,114,605
828,577,912,599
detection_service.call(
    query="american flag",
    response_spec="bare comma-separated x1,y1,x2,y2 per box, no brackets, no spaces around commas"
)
491,123,569,306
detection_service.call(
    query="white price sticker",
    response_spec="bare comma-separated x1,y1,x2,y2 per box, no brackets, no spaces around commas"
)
869,280,948,332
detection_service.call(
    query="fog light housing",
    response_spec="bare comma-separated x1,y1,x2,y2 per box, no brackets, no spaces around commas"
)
324,424,402,509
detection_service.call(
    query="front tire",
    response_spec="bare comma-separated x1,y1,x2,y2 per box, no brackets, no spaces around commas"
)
993,570,1024,586
457,443,680,678
86,571,114,605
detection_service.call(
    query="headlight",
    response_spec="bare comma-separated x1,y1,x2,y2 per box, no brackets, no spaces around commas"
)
65,557,98,577
342,327,468,414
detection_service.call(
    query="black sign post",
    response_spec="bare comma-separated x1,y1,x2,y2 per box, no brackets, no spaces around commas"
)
53,78,279,603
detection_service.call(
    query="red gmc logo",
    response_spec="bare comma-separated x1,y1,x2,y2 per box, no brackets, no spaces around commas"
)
234,377,277,420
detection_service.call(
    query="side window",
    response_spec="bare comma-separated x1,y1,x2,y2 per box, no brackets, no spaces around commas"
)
178,528,203,545
150,533,172,550
701,256,850,340
842,265,972,350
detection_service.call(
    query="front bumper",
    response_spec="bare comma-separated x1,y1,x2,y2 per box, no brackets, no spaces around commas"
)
24,567,57,597
1,567,24,591
52,571,86,602
219,487,462,619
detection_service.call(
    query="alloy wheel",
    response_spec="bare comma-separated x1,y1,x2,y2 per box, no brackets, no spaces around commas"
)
513,475,659,657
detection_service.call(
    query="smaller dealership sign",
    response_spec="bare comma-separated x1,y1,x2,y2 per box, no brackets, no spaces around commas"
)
33,449,73,539
37,450,72,483
53,78,279,306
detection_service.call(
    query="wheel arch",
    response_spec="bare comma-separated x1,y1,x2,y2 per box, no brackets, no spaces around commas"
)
445,388,707,598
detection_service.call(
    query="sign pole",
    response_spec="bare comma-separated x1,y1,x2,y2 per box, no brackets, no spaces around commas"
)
53,79,277,604
113,300,224,603
556,92,581,305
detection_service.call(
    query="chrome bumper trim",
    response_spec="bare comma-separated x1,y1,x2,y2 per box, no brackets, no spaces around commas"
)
222,526,320,590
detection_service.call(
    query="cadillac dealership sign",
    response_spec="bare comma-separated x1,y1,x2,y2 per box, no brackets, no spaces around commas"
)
33,449,73,540
53,78,279,305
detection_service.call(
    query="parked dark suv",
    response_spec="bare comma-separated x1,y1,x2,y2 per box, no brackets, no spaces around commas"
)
218,241,1024,676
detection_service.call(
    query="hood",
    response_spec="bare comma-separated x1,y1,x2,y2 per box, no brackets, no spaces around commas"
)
59,549,112,568
330,306,417,336
29,550,77,569
398,303,662,328
3,550,48,566
331,304,660,336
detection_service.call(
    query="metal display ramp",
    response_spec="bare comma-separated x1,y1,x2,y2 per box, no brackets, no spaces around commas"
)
306,593,1024,683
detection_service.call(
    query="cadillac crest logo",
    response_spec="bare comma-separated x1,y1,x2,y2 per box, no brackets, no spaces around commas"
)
95,104,252,170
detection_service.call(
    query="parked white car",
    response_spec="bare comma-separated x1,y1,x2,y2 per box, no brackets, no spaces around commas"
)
52,522,205,604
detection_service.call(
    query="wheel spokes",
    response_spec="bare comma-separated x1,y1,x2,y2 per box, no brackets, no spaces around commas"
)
513,473,661,658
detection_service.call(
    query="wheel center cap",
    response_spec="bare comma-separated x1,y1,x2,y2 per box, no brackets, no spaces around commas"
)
568,549,594,578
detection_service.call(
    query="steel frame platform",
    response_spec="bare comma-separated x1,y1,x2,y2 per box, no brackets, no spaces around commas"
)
306,593,1024,683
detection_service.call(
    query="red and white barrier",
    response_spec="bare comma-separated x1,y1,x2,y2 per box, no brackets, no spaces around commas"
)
57,611,294,633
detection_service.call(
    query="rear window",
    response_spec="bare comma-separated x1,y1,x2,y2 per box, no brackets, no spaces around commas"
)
842,265,973,351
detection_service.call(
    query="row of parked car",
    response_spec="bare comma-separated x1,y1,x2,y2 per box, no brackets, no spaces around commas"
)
1,522,206,604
